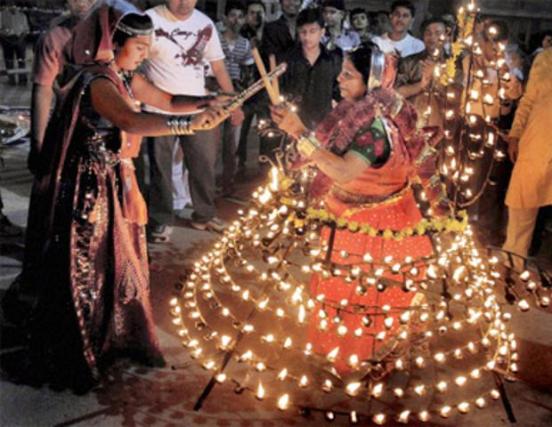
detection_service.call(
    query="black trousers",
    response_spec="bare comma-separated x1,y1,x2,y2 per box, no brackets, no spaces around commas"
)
0,36,27,84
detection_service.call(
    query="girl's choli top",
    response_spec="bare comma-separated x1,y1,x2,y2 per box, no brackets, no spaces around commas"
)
66,71,147,225
76,86,122,168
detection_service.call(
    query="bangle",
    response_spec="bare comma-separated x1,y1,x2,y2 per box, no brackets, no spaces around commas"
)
167,116,195,135
297,132,321,158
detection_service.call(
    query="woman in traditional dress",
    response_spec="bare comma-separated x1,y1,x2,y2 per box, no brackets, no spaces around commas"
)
20,0,226,390
271,44,439,374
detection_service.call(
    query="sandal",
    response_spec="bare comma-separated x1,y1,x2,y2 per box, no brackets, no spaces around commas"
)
147,225,173,243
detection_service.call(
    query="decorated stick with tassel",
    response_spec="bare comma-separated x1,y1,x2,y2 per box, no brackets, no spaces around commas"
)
221,62,287,114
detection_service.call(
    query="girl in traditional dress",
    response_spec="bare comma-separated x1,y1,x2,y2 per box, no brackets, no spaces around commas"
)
19,0,225,391
272,44,439,374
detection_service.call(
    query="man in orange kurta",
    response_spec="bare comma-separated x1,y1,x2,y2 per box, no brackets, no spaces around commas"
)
503,48,552,258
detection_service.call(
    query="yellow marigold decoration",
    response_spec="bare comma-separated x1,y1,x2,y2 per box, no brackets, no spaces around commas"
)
305,209,468,240
439,5,477,86
415,222,427,235
336,218,347,228
294,219,305,228
348,221,359,232
281,197,295,206
440,52,460,86
280,177,293,190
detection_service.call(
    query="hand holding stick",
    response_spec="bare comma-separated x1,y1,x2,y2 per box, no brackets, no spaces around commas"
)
195,63,287,130
270,103,307,139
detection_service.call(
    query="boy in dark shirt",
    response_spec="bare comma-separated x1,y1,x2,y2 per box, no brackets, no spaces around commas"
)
281,7,342,130
261,0,301,58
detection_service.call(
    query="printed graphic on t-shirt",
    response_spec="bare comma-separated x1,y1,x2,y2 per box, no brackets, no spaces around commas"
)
154,25,213,66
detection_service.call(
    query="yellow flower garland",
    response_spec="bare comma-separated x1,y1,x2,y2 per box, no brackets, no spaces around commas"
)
439,6,477,86
303,208,468,240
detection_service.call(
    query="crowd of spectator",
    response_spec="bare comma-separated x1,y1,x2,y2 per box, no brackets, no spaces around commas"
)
0,0,551,257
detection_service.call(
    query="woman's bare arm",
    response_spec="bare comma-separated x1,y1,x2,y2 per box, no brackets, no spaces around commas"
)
271,104,369,184
90,78,220,136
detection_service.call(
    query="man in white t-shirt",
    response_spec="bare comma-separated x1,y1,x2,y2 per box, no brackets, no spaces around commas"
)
142,0,243,239
372,0,424,58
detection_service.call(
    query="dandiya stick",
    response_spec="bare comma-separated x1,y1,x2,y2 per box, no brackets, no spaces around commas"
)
269,54,280,99
200,64,286,130
221,63,287,115
252,47,280,105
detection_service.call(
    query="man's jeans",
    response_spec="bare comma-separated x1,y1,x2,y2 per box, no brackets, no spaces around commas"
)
146,126,220,226
221,120,240,189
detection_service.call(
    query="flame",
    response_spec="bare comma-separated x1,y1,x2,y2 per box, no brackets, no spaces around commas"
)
278,368,288,380
326,346,339,362
298,305,306,323
277,394,289,410
256,382,265,400
220,335,232,348
345,381,362,396
269,167,279,192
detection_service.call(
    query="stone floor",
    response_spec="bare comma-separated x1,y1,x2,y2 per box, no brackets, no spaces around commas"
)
1,72,552,427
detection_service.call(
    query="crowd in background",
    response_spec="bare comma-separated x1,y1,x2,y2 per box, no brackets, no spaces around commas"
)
0,0,550,394
0,0,551,254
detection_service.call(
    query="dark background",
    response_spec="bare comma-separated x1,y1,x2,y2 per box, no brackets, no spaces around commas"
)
2,0,551,51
